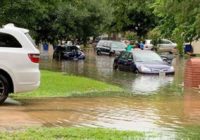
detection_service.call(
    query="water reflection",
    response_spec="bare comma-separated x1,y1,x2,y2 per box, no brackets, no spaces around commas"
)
131,75,173,94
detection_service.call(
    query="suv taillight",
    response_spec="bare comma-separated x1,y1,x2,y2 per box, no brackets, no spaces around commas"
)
28,54,40,63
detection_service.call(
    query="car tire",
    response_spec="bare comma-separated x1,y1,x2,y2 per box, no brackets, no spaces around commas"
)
97,50,101,55
135,69,139,74
113,63,118,70
0,75,9,104
109,51,115,57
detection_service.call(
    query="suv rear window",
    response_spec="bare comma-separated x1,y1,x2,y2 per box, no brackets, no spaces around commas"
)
0,33,22,48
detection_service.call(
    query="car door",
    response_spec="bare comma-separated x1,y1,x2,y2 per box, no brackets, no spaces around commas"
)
102,41,111,54
122,52,135,71
126,53,136,71
118,51,129,70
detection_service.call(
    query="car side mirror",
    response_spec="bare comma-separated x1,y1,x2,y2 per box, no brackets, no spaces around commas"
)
162,57,167,61
162,57,170,64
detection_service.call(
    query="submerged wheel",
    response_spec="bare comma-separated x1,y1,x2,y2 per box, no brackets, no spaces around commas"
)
113,63,118,70
97,50,101,55
0,75,9,104
135,69,139,74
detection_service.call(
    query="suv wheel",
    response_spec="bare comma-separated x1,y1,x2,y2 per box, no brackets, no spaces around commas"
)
109,51,115,57
0,75,9,104
97,50,101,55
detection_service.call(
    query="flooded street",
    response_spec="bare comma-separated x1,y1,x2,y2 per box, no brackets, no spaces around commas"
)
1,49,200,138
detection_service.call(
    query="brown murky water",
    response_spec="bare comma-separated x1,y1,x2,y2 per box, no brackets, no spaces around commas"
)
1,49,200,138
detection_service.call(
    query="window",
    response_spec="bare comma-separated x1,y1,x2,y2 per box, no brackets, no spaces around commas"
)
98,41,104,46
161,39,171,44
111,42,126,49
127,53,133,60
120,52,129,59
0,33,22,48
134,52,162,62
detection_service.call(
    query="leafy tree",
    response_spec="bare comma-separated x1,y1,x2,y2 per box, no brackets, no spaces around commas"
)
152,0,200,54
108,0,158,37
0,0,112,46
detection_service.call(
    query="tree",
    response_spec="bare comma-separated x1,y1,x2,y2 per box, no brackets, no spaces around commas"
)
152,0,200,54
0,0,112,45
108,0,158,37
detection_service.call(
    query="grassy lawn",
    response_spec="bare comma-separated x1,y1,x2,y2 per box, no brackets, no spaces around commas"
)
13,70,123,98
0,127,144,140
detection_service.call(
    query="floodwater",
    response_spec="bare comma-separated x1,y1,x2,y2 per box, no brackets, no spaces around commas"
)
1,48,200,138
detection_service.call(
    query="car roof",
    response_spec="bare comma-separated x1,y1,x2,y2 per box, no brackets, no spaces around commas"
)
99,40,124,43
132,50,157,55
0,23,29,33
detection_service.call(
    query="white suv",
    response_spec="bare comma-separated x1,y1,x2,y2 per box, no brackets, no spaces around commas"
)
0,24,40,104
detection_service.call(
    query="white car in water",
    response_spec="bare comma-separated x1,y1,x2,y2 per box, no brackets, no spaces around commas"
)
0,24,40,104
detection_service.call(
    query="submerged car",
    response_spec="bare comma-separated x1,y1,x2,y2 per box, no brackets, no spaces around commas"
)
96,40,126,56
53,45,85,60
113,50,174,74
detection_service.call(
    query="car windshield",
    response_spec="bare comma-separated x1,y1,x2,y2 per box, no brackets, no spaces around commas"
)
134,51,163,62
65,46,79,51
111,42,126,49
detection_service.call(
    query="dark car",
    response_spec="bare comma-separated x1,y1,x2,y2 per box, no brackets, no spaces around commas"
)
53,45,85,60
96,40,126,56
113,50,174,74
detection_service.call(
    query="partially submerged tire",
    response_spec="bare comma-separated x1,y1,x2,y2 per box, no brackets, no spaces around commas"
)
97,50,101,55
113,63,118,70
0,75,9,104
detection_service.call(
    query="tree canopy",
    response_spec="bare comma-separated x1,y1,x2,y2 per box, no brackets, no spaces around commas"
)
0,0,199,48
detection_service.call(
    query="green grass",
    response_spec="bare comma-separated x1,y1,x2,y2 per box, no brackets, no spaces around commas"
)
0,127,144,140
176,125,200,139
13,70,123,98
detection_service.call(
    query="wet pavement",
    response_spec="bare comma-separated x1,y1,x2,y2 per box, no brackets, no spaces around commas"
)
1,48,200,138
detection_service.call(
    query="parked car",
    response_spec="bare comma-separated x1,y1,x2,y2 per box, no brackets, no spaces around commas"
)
113,50,174,74
143,39,154,50
53,45,85,60
156,39,177,53
96,40,126,56
0,23,40,104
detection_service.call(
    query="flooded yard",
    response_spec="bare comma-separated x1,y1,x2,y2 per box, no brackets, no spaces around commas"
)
1,48,200,138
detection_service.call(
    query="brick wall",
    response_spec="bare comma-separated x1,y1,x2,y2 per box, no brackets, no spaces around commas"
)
184,58,200,88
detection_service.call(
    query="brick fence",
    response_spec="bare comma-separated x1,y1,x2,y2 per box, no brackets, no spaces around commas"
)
184,58,200,88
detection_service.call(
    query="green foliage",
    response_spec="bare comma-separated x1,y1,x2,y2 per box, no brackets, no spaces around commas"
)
153,0,200,48
0,0,112,44
109,0,157,37
13,70,123,98
125,31,138,41
0,127,144,140
147,27,161,45
1,0,199,48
